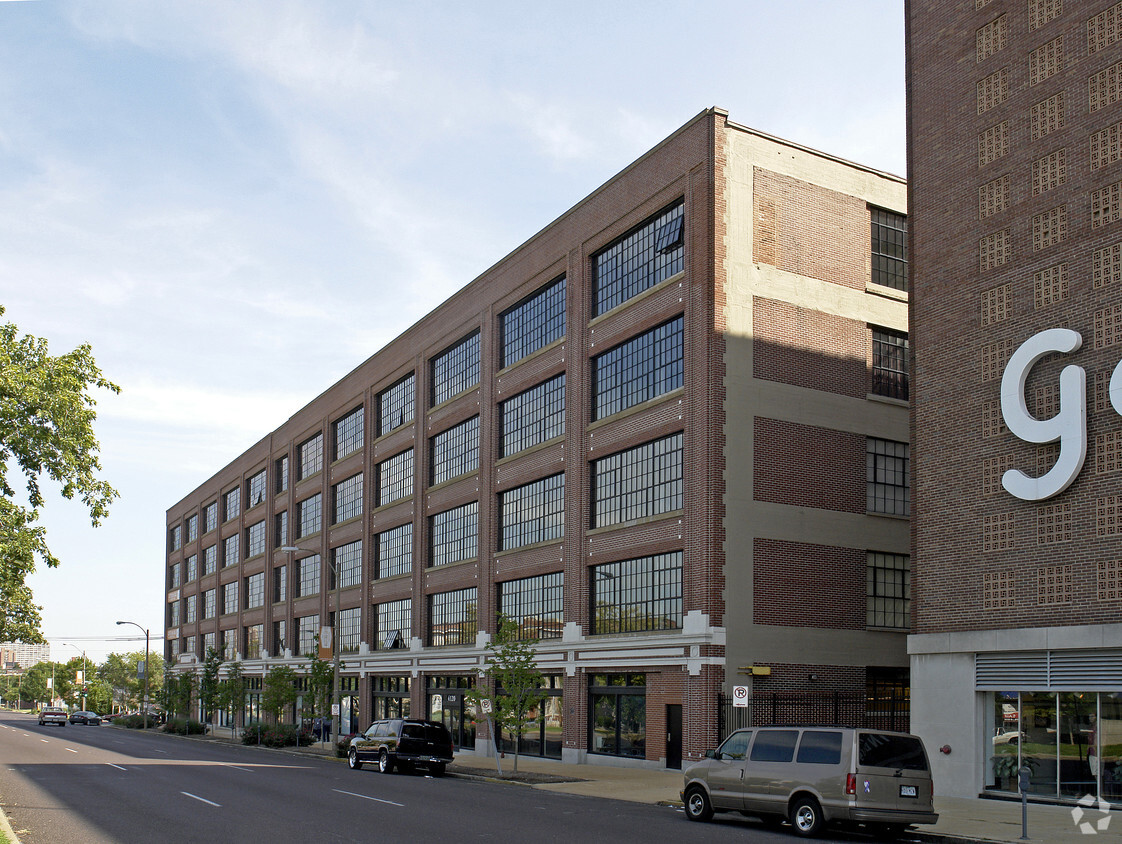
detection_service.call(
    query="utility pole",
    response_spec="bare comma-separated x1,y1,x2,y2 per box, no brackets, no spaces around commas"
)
116,621,150,729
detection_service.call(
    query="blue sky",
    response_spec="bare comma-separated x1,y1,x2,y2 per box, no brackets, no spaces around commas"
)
0,0,906,664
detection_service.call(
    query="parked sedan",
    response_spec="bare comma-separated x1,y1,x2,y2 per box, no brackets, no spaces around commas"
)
68,711,102,725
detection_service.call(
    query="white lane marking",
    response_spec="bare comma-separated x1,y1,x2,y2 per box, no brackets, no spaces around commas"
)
223,764,253,773
107,763,127,771
151,749,167,754
181,792,221,807
40,739,49,743
65,748,78,753
332,788,404,807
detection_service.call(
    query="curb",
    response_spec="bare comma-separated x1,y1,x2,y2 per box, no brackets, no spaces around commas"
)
0,804,22,844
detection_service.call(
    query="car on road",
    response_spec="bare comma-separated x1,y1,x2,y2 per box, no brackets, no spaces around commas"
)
348,718,455,775
681,726,938,838
992,727,1024,745
68,711,102,725
37,707,68,726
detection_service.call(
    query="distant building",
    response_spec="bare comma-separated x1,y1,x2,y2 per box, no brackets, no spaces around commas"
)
0,642,50,670
165,108,909,768
908,0,1122,804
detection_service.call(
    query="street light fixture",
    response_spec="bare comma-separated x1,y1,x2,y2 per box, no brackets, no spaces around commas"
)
61,643,88,710
116,621,150,730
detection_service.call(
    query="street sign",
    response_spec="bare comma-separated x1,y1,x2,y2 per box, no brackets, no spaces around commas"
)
331,703,340,716
732,685,749,707
481,698,493,713
318,626,334,660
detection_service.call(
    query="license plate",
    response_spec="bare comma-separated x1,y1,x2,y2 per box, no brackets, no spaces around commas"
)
900,785,918,798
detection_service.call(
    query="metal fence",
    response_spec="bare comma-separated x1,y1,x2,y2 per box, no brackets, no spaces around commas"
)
718,691,910,742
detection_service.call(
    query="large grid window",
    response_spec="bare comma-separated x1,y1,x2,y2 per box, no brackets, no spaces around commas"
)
185,554,197,583
245,521,266,558
375,523,413,578
275,456,288,494
203,589,216,620
224,487,241,522
591,552,683,634
431,501,478,566
871,207,908,292
332,540,362,589
298,433,324,480
334,406,364,461
499,473,565,550
498,572,563,641
297,614,320,658
501,277,566,368
431,332,480,406
246,469,267,509
187,514,198,542
244,624,263,659
245,572,264,609
222,581,239,615
203,545,217,576
186,594,197,624
204,502,218,534
220,629,236,661
223,533,240,567
377,449,413,506
275,511,288,547
297,554,321,597
297,493,322,538
428,587,478,647
872,328,909,401
378,374,415,436
593,317,683,420
333,473,364,524
431,416,479,485
867,552,910,629
335,607,361,653
500,374,565,457
593,200,684,316
203,632,215,656
375,599,411,650
592,433,683,528
273,565,286,603
867,438,910,516
168,600,180,627
169,561,181,589
273,620,286,653
169,525,182,552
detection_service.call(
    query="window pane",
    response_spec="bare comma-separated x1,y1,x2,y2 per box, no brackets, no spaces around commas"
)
871,207,908,291
593,317,683,420
867,438,910,516
377,449,414,506
298,433,324,480
334,407,365,460
333,473,364,524
592,433,683,528
375,522,413,578
378,374,415,436
872,328,909,400
593,201,684,316
501,277,566,367
428,587,478,646
332,540,362,589
431,333,480,406
592,551,683,634
431,502,478,566
431,416,480,485
499,473,565,550
500,374,565,457
497,572,563,640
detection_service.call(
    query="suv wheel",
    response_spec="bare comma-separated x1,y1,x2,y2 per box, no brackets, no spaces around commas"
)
428,762,445,777
789,796,823,837
684,786,713,822
347,747,363,770
378,749,394,774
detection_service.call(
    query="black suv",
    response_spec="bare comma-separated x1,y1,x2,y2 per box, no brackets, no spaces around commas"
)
348,718,455,775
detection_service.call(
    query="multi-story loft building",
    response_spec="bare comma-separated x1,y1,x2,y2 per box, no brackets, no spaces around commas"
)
908,0,1122,804
0,642,50,670
164,107,909,769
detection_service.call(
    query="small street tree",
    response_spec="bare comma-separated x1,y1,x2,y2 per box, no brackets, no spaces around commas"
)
262,665,297,724
199,648,221,725
218,661,245,738
306,645,333,741
174,673,197,720
468,615,545,774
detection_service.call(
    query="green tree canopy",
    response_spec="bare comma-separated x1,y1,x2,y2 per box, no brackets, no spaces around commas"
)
262,665,298,724
0,307,119,642
98,650,163,711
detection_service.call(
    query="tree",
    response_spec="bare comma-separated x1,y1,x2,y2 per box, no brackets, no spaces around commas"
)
199,648,222,725
306,643,333,722
0,308,119,642
98,650,163,712
468,615,545,774
217,662,246,737
262,665,297,724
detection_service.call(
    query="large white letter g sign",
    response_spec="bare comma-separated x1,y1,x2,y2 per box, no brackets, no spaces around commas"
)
1000,328,1086,501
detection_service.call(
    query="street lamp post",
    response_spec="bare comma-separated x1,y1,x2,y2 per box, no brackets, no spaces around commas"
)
116,621,150,730
62,643,88,710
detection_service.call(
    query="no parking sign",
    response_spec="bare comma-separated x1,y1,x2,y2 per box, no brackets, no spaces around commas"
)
732,685,749,707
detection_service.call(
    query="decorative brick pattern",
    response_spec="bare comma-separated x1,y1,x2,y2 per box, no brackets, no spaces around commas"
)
981,284,1010,325
1091,122,1122,170
1095,370,1113,414
979,175,1009,217
1034,263,1069,307
978,67,1009,114
977,16,1008,62
983,570,1015,608
1090,63,1122,113
980,229,1010,270
1034,383,1059,419
1096,304,1122,348
1036,502,1072,545
982,455,1011,496
1098,559,1122,601
1037,563,1073,604
1097,430,1122,474
979,122,1009,166
1092,181,1122,228
1032,149,1067,195
982,400,1007,438
1089,2,1122,53
1031,93,1065,140
976,0,992,8
1032,204,1067,250
1037,443,1060,477
1029,0,1062,31
982,338,1015,382
1029,36,1063,86
1094,243,1122,288
983,512,1016,551
1097,495,1122,535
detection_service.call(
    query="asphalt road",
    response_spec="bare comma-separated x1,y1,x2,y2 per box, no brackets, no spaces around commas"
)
0,711,809,844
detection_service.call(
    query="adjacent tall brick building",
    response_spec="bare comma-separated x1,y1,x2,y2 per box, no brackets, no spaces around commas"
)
908,0,1122,803
165,108,909,768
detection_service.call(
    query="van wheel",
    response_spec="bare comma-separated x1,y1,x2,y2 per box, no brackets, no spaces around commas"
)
347,747,363,770
428,762,446,777
684,787,713,822
378,749,395,774
789,796,824,837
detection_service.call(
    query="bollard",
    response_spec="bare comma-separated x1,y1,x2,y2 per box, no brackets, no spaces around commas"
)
1018,765,1031,840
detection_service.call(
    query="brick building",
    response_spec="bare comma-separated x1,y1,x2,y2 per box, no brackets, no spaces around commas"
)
164,107,909,768
907,0,1122,803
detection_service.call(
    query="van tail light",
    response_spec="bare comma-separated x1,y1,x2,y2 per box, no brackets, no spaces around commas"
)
846,773,856,796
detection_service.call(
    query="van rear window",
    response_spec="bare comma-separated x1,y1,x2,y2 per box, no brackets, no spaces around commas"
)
796,730,843,764
749,730,798,763
858,733,928,771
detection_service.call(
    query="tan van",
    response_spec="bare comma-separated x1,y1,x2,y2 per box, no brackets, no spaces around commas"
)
681,726,938,838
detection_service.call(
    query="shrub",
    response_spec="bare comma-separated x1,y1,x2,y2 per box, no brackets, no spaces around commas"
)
117,715,149,729
241,723,313,748
162,717,206,736
336,733,357,758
